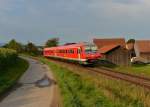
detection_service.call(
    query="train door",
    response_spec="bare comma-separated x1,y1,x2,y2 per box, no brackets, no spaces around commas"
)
78,47,81,60
54,49,57,56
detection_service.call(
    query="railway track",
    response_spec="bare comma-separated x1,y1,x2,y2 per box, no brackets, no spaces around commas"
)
87,67,150,89
47,58,150,90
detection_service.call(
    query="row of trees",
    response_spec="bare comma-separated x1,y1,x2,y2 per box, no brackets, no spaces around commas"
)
3,38,59,56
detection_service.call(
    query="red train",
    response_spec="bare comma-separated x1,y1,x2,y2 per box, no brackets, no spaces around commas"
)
43,42,102,65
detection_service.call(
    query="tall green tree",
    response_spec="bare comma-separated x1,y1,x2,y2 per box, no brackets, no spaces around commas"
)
25,42,39,55
127,39,135,44
126,39,136,58
45,38,59,47
5,39,23,53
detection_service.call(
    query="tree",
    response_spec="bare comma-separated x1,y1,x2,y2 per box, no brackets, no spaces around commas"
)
25,42,39,55
45,38,59,47
5,39,23,53
126,39,136,58
127,39,135,44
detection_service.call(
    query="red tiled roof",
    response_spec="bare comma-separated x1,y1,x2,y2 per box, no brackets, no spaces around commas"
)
93,38,126,48
136,40,150,53
99,44,120,54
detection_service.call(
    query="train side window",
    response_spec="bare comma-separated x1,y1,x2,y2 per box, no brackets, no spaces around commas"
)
69,49,73,54
69,50,72,54
77,49,81,54
71,49,74,54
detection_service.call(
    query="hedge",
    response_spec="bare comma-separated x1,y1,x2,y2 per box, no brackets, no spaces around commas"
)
0,48,18,70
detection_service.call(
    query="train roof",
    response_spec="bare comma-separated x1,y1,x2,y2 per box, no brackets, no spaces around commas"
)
44,42,94,50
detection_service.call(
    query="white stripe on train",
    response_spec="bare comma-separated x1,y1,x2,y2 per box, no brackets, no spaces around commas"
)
45,55,87,62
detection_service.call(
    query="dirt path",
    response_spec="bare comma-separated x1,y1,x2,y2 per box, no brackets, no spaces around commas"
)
0,57,60,107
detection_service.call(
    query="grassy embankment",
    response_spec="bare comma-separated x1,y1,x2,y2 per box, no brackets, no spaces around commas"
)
114,64,150,77
40,58,150,107
0,48,29,95
98,60,150,77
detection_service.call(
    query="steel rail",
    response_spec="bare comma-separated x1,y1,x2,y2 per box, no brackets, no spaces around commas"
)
87,67,150,89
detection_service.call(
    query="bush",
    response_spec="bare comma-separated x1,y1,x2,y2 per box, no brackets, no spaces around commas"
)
24,42,40,56
0,58,29,95
0,48,18,70
4,39,23,53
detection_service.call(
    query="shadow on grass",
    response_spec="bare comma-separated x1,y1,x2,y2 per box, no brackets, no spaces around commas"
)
96,59,117,68
131,63,148,67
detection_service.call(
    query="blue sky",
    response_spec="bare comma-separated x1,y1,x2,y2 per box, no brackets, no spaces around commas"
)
0,0,149,45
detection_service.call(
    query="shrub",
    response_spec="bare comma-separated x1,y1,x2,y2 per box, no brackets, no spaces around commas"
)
24,42,40,56
4,39,23,53
0,48,17,70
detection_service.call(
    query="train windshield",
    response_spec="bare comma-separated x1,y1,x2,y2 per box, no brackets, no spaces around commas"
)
85,44,98,53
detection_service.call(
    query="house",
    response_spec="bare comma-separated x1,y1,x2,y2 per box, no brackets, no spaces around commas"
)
93,38,130,66
93,38,126,48
133,40,150,62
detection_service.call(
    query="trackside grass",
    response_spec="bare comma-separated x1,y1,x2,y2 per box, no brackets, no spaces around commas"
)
40,58,150,107
0,58,29,95
40,58,119,107
98,60,150,77
113,64,150,77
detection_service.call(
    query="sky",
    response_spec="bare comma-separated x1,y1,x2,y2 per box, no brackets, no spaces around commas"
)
0,0,150,45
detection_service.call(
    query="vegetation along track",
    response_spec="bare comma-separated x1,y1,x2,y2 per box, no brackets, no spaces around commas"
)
46,58,150,90
87,67,150,89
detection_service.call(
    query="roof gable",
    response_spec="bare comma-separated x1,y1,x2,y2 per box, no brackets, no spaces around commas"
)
93,38,126,48
99,44,120,54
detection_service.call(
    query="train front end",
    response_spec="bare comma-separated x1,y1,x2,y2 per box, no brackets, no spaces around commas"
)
83,43,102,64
